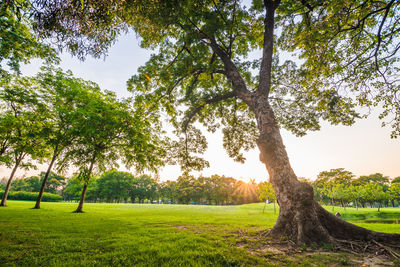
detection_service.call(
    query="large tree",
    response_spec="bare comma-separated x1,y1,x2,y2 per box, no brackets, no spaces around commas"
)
30,0,400,244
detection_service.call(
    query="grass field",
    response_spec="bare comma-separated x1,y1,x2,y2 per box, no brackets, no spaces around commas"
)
0,201,399,266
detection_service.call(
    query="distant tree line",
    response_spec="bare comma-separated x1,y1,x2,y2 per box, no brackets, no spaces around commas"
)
0,171,260,205
1,168,399,209
65,171,260,205
311,169,400,211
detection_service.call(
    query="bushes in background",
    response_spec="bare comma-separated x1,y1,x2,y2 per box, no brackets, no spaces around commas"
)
0,191,62,202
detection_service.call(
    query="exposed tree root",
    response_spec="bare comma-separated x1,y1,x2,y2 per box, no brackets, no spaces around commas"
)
266,196,400,259
245,230,399,264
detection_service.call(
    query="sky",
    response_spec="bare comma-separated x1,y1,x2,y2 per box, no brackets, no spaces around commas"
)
1,31,400,183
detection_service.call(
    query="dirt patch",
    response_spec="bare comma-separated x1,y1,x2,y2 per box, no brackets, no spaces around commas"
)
173,225,188,230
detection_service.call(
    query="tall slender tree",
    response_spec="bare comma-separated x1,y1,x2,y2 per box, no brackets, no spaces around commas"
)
0,76,48,206
33,67,91,209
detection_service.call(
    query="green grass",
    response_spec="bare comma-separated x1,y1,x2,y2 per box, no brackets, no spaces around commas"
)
0,201,399,266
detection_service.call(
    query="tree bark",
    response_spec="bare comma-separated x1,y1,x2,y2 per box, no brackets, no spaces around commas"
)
74,156,95,213
0,153,24,207
75,182,88,213
34,152,58,209
252,99,400,245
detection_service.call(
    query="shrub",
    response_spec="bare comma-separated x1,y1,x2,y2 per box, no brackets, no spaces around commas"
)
0,191,62,202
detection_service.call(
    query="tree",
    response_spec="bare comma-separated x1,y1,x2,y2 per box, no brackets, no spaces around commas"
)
31,0,400,244
356,173,390,187
388,183,400,207
159,180,179,204
62,83,163,212
40,171,66,195
364,183,387,211
97,171,134,202
0,77,49,206
391,177,400,184
33,66,90,209
257,181,277,213
63,176,83,201
314,169,354,211
23,176,41,192
10,178,27,191
129,174,158,203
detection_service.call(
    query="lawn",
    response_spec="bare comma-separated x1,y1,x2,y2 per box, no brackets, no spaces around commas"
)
0,201,399,266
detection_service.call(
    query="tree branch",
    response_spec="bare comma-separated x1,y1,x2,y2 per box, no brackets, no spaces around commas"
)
374,0,395,70
205,36,252,105
183,91,236,131
258,0,280,97
180,18,252,106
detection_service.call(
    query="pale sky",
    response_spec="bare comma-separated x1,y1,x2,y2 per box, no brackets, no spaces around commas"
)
1,32,400,183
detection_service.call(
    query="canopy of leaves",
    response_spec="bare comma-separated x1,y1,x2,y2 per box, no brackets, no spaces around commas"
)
29,0,400,172
0,0,56,75
54,70,166,179
277,0,400,137
0,75,50,170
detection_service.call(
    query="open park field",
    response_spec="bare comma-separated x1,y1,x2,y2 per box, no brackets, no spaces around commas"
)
0,201,399,266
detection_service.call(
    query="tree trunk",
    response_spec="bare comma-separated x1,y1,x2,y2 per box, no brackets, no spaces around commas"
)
74,156,95,213
75,182,88,213
34,152,57,209
0,154,23,207
253,99,400,245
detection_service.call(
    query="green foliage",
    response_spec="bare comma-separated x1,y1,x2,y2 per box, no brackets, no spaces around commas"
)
61,171,261,205
313,168,399,210
63,176,86,201
257,181,276,203
0,190,61,202
96,170,136,202
27,1,400,181
277,0,400,138
4,171,66,195
0,74,52,168
355,173,390,186
392,177,400,184
23,176,41,192
389,183,400,202
40,171,67,194
58,73,165,186
131,174,159,203
0,0,56,75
